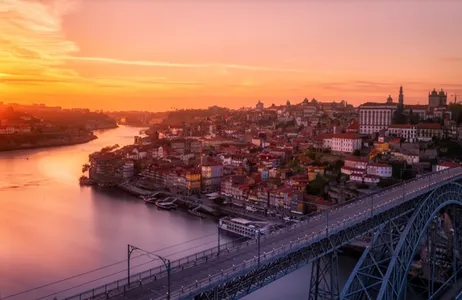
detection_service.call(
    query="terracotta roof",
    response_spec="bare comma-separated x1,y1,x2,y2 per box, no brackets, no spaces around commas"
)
346,120,359,131
331,133,361,139
417,123,441,129
345,157,369,163
405,104,428,110
439,162,460,168
389,124,415,129
360,102,398,107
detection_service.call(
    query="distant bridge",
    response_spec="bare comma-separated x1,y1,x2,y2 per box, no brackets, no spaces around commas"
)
64,167,462,300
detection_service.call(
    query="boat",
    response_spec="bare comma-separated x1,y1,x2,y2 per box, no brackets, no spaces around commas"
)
142,195,157,204
218,217,270,239
79,176,95,186
98,182,117,188
188,209,205,218
155,201,177,211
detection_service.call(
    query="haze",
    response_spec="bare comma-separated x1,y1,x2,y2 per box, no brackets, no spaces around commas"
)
0,0,461,111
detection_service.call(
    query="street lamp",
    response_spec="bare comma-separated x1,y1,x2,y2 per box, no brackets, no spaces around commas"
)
256,229,261,268
127,244,171,299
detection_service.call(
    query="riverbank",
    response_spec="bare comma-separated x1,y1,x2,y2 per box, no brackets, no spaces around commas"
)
0,134,98,152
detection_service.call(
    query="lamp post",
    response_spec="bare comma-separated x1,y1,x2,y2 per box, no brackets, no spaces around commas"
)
127,244,171,299
217,223,221,256
257,229,261,268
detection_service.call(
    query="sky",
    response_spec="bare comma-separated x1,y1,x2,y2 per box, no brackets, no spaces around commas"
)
0,0,461,111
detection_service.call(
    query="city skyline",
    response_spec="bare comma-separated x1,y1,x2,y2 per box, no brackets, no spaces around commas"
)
0,0,461,111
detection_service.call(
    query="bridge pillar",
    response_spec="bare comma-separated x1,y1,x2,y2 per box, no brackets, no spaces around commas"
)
308,251,339,300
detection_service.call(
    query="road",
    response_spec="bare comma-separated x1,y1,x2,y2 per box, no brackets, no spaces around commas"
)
73,167,462,300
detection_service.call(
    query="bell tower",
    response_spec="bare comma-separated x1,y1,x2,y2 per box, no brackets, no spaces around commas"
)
398,86,404,107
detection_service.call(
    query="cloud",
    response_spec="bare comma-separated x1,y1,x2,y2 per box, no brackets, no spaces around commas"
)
62,56,308,73
0,0,81,82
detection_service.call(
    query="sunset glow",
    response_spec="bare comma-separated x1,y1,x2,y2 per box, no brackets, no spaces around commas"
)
0,0,461,111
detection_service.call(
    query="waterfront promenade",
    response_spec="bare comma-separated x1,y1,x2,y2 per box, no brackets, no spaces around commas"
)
66,167,462,300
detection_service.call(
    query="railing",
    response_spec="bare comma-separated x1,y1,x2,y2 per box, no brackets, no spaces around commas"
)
171,167,462,299
64,237,250,300
67,167,462,300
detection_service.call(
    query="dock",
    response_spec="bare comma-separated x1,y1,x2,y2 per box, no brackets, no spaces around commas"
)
117,183,152,196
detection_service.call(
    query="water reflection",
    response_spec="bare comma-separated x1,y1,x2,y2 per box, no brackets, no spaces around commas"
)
0,126,225,299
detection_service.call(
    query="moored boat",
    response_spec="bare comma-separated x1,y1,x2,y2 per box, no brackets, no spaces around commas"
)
79,176,95,186
155,201,177,211
188,209,205,218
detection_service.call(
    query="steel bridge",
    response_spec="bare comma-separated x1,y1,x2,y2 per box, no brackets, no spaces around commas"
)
65,167,462,300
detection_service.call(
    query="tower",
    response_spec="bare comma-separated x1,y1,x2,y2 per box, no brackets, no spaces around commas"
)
398,86,404,107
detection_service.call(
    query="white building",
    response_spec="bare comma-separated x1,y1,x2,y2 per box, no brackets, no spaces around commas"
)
359,101,397,134
327,133,362,153
387,124,417,142
366,163,392,178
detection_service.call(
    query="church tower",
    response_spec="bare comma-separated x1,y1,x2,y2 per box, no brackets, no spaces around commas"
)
398,86,404,107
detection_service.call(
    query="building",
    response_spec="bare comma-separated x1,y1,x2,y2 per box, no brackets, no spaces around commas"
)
330,133,362,153
366,163,392,178
256,101,264,110
417,123,443,141
387,124,417,142
201,163,224,192
428,89,447,108
359,100,397,134
436,162,460,172
404,104,427,121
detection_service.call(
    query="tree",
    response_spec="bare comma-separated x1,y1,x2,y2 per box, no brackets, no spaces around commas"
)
393,110,407,124
304,149,316,160
306,173,328,196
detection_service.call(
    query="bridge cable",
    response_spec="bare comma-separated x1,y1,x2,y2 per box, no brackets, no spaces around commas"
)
0,231,218,299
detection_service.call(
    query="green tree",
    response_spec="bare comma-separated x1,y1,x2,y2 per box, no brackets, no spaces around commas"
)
306,174,328,196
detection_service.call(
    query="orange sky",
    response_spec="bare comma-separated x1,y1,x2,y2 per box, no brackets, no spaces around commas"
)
0,0,461,111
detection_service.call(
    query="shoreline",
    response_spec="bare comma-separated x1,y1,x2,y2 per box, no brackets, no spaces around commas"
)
0,135,98,152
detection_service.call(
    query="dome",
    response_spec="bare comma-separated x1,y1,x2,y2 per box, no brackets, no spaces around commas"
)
431,89,438,96
387,95,393,102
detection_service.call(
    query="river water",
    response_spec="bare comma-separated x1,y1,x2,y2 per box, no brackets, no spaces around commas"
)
0,126,356,300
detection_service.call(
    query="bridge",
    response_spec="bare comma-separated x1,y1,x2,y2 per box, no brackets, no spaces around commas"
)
64,167,462,300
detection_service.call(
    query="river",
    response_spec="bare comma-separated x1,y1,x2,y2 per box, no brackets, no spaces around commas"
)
0,126,356,300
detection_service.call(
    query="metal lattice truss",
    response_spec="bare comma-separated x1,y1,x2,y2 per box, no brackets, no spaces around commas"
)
192,181,462,300
308,251,339,300
341,182,462,300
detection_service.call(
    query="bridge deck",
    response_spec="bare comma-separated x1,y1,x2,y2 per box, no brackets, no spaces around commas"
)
68,167,462,300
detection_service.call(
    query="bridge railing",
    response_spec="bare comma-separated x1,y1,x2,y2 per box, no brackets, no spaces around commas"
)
63,236,253,300
171,167,462,299
67,167,462,300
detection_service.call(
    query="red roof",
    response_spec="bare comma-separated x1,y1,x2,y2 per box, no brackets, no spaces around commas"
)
346,120,359,131
417,123,441,129
345,157,369,163
389,124,415,129
331,133,361,139
439,162,460,168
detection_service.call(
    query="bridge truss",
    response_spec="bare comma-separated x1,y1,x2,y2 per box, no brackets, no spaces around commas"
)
193,180,462,300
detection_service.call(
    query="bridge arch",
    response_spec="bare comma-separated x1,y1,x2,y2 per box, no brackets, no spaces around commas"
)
341,181,462,300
